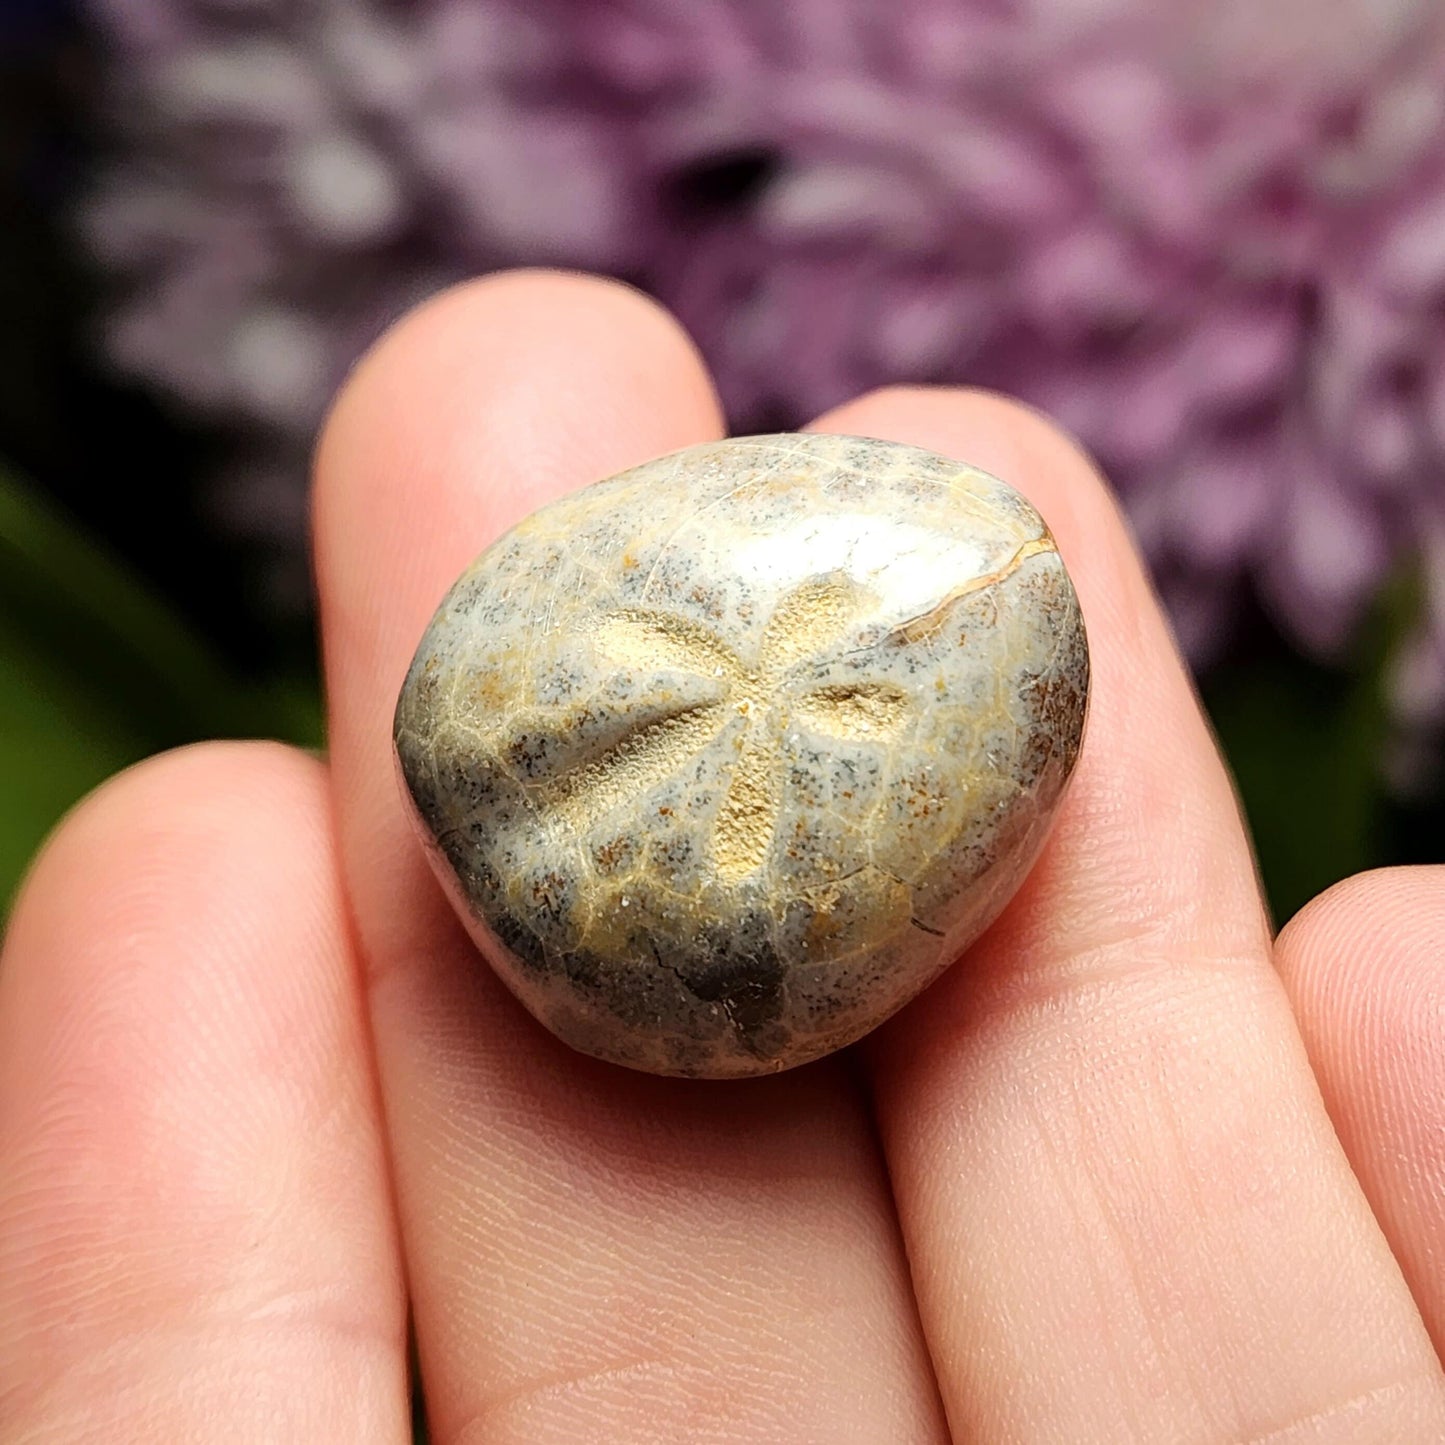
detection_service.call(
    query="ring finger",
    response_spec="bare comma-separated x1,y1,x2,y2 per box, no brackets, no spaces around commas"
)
812,387,1445,1442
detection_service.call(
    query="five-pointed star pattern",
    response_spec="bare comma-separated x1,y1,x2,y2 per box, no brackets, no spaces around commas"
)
543,572,913,882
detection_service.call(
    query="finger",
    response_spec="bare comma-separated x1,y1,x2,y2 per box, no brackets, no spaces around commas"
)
809,389,1445,1442
1277,866,1445,1358
0,744,407,1442
315,272,946,1443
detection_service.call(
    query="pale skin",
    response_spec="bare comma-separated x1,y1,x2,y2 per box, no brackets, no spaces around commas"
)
2,271,1444,1443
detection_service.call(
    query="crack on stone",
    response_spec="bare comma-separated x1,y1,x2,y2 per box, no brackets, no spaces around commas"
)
841,532,1056,659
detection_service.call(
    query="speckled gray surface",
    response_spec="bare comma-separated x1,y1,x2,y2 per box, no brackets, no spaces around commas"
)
395,434,1089,1077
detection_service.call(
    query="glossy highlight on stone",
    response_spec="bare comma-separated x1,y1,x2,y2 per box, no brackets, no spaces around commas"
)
394,434,1089,1078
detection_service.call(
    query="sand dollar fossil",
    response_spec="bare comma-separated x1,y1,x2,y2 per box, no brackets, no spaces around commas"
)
394,433,1089,1078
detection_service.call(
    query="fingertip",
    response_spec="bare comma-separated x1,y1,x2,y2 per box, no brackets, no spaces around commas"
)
1278,865,1445,967
0,740,407,1438
312,269,726,729
10,740,328,907
1275,864,1445,1075
314,267,721,548
808,385,1117,537
2,741,350,1148
1274,865,1445,1353
808,385,1151,661
7,741,330,960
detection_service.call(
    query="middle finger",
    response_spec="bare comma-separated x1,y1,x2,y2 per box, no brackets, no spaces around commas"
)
314,272,945,1443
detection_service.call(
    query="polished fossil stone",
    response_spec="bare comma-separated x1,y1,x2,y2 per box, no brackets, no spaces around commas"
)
395,433,1088,1078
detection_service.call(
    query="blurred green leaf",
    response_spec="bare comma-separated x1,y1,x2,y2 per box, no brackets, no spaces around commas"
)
0,464,323,912
1204,578,1416,930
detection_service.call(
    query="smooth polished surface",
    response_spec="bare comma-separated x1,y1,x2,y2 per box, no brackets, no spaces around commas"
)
395,434,1088,1076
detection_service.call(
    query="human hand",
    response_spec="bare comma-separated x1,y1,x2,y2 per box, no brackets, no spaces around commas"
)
3,272,1444,1442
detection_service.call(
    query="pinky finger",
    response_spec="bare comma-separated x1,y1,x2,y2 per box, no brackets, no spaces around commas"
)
0,744,409,1441
1277,866,1445,1358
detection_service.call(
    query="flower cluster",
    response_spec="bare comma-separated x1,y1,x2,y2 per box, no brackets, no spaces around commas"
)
84,0,1445,758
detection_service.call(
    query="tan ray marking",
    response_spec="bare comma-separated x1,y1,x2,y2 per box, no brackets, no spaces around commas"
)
756,573,862,670
591,608,743,682
712,738,778,884
542,703,728,829
792,682,910,741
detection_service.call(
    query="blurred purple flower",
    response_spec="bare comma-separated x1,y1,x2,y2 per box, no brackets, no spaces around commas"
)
83,0,1445,765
